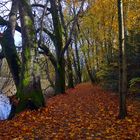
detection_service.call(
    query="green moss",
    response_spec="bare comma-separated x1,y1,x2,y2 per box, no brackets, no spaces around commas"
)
57,64,60,69
24,14,35,38
1,29,21,88
23,75,30,87
15,99,27,113
16,90,45,113
24,16,32,26
25,47,31,59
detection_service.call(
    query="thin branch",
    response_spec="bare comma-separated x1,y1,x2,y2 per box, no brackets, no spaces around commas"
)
38,43,57,68
0,16,21,33
61,0,86,57
31,4,51,11
36,27,55,42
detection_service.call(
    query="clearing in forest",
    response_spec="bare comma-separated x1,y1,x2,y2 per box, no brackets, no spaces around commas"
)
0,82,140,139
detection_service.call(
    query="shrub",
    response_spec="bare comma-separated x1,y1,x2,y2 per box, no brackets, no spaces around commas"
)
129,77,140,94
96,64,119,91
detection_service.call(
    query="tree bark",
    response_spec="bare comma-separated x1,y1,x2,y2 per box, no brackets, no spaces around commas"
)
50,0,65,94
54,58,65,94
58,0,74,89
16,0,45,112
118,0,127,119
67,48,74,88
74,33,82,84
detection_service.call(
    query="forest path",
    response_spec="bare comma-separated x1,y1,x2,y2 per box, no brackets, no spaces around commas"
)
0,82,140,139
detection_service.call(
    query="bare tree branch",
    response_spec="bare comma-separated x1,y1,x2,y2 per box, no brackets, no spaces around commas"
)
36,27,56,42
31,4,51,12
61,0,86,57
0,16,21,33
39,43,57,68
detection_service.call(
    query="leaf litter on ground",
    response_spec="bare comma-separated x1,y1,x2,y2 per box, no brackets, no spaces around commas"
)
0,82,140,139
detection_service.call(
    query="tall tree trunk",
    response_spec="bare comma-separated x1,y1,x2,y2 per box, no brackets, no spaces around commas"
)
71,45,79,85
118,0,127,119
74,34,82,83
95,42,99,71
16,0,45,113
84,52,95,83
50,0,65,94
67,48,74,88
55,58,65,94
81,39,95,83
58,0,74,89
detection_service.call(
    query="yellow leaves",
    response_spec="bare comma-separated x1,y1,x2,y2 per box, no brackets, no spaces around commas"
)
32,116,36,120
126,118,133,123
70,132,75,138
109,110,114,115
13,122,18,126
81,0,118,48
105,135,117,139
106,127,116,134
22,126,28,131
124,0,140,30
12,136,24,140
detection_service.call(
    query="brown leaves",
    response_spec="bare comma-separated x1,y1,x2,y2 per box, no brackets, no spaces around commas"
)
0,82,140,139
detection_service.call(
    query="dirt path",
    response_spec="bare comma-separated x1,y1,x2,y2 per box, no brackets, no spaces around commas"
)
0,83,140,139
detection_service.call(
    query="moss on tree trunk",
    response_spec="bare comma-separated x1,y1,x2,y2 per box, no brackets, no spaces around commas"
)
55,59,65,94
16,75,45,113
15,0,45,113
1,28,21,88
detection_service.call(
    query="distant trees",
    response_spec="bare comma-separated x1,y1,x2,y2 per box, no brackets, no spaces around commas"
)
36,0,85,93
76,0,139,119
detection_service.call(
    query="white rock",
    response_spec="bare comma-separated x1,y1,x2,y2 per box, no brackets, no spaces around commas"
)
0,93,11,120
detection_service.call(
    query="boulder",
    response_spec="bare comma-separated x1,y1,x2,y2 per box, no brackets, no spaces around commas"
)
44,87,55,99
0,92,11,120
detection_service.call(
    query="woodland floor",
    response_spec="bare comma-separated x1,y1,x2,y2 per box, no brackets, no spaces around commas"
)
0,83,140,140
